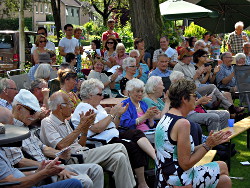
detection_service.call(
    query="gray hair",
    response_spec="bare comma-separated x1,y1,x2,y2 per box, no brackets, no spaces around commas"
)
122,57,136,70
170,71,185,83
115,43,125,53
235,53,246,62
0,107,13,124
126,78,144,92
80,78,104,99
235,21,244,29
243,42,250,47
157,54,168,61
0,78,10,94
48,92,65,111
30,79,47,92
34,64,51,80
220,52,232,61
145,76,162,94
194,40,205,48
129,49,140,57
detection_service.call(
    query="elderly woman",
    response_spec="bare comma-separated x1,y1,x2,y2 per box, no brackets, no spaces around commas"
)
71,78,156,188
88,58,118,97
155,79,232,187
114,43,128,66
120,78,158,132
235,53,246,66
58,68,80,110
142,76,169,119
34,63,52,82
33,35,49,64
120,57,137,95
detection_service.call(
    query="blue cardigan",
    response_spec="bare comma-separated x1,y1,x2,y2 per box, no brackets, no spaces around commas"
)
120,98,149,130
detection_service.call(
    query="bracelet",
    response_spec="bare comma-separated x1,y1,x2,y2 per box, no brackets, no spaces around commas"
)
109,114,115,120
202,143,211,152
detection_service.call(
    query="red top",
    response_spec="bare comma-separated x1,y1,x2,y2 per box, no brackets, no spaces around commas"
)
102,31,119,41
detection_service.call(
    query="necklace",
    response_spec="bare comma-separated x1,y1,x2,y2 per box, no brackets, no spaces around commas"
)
136,103,140,110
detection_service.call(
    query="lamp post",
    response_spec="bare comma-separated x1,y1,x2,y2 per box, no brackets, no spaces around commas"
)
19,0,25,69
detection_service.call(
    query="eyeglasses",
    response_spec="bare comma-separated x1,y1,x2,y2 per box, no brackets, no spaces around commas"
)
37,32,45,35
7,87,18,90
224,56,233,59
118,48,125,51
61,102,73,107
201,55,208,58
107,42,114,44
66,29,73,31
129,66,137,68
18,104,36,115
39,40,47,43
96,93,103,96
190,93,197,98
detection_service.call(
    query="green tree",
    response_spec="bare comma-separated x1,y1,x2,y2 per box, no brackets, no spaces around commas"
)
0,0,32,17
83,0,128,25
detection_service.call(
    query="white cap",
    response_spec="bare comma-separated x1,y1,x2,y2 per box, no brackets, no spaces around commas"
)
14,89,41,112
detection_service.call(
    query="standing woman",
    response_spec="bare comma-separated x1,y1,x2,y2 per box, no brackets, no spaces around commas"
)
58,68,80,110
155,79,232,187
201,32,211,53
134,38,151,68
33,35,49,64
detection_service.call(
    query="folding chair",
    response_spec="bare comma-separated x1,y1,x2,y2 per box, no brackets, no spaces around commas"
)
7,69,31,90
234,65,250,113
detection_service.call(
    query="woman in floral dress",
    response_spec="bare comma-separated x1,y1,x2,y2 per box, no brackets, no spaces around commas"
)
155,79,232,188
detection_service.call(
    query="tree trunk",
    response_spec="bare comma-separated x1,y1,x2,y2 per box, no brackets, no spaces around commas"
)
51,0,62,41
128,0,162,50
19,0,25,69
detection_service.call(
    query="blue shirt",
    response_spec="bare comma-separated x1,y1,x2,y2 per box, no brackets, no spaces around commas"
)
149,67,172,77
122,63,150,83
216,63,236,89
246,55,250,65
0,150,25,180
28,64,39,81
120,98,149,130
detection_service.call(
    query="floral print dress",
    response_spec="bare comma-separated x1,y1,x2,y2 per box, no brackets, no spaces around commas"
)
155,113,220,188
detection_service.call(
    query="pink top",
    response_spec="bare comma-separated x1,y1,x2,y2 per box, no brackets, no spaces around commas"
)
136,111,149,131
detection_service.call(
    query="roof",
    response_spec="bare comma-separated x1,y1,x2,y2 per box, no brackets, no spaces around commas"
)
61,0,81,7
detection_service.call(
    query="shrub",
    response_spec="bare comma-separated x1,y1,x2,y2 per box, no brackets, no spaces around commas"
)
184,22,208,39
0,17,32,31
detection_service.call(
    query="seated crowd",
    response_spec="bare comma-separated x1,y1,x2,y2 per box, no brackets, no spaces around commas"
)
0,20,249,188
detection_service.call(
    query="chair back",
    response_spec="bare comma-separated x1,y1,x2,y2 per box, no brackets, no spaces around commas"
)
7,69,31,90
234,65,250,109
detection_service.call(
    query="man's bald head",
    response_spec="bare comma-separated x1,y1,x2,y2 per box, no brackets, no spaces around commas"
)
0,107,14,124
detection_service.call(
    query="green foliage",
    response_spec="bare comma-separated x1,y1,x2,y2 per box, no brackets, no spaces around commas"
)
162,19,183,48
0,0,32,16
184,22,208,39
46,15,54,21
0,17,32,31
116,22,134,51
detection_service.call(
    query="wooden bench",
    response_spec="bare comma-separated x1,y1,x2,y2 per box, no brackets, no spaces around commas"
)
221,117,250,171
195,150,217,167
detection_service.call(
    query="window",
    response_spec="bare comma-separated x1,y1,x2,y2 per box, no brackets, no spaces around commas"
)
76,9,79,17
40,3,43,13
36,4,38,13
66,8,68,16
45,4,48,13
71,9,74,17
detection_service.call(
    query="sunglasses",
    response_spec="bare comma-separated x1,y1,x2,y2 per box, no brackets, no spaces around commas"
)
96,93,103,96
7,87,18,90
107,42,114,44
37,32,45,35
190,93,197,98
39,40,47,43
18,104,36,115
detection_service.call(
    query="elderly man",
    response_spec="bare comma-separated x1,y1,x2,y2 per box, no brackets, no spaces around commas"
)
216,52,237,92
227,21,249,55
194,40,206,51
152,36,178,69
0,78,18,110
243,42,250,65
1,89,104,188
40,91,136,188
0,150,82,188
150,54,172,78
174,48,243,115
